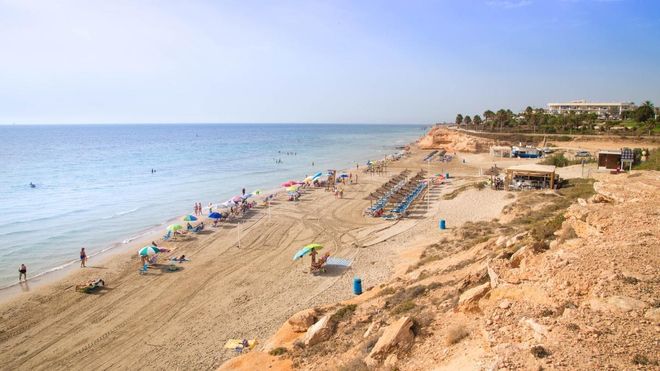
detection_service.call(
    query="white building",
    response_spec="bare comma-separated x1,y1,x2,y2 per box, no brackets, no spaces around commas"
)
547,100,635,118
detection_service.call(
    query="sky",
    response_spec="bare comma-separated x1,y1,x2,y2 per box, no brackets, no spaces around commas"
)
0,0,659,124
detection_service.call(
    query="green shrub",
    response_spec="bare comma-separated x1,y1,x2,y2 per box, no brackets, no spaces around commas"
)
331,304,357,322
392,300,416,314
269,347,287,356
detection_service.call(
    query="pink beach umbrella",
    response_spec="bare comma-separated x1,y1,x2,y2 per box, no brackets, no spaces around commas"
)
231,195,243,203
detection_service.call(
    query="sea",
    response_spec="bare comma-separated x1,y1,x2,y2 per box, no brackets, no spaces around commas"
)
0,124,423,289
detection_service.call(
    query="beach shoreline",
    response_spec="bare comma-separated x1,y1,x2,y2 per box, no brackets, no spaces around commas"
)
1,135,509,370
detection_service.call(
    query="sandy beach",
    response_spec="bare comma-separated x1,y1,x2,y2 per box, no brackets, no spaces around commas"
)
0,142,507,370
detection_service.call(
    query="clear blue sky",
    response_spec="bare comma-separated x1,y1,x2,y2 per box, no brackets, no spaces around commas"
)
1,0,658,124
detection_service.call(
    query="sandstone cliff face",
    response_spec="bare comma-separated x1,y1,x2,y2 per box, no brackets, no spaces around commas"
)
417,126,497,153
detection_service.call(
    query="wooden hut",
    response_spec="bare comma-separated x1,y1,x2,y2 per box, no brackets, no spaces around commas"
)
505,164,556,190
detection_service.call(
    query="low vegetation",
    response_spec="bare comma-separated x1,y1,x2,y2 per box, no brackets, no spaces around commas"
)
445,324,469,345
452,101,659,135
268,347,287,356
633,149,659,171
331,304,357,323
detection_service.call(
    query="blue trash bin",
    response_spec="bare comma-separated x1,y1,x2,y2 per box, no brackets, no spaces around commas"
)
439,219,446,230
353,277,362,295
445,173,450,179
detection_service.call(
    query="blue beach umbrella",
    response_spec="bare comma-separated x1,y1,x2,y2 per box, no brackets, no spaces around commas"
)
312,171,323,178
208,212,222,220
183,215,197,221
293,243,323,261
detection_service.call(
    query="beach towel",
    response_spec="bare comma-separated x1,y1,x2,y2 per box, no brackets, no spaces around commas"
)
326,257,353,267
223,339,256,350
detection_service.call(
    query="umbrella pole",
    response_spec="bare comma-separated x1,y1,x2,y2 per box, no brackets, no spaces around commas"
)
237,222,241,248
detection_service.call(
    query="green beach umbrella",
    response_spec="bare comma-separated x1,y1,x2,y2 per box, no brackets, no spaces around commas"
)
167,224,183,232
138,246,160,256
293,243,324,261
183,215,198,221
253,189,262,195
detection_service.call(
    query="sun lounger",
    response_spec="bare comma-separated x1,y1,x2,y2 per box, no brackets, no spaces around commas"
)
75,278,105,293
162,230,172,241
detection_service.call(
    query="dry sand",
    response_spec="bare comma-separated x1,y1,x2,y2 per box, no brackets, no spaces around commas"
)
0,146,512,370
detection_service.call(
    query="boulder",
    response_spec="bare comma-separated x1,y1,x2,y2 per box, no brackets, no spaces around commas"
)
509,245,527,268
366,317,415,364
303,315,334,346
287,308,318,332
606,296,648,312
487,263,499,289
458,282,490,307
587,296,648,313
644,308,660,323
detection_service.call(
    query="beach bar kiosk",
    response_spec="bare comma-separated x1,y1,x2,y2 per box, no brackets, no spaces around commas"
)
597,149,622,170
505,164,556,190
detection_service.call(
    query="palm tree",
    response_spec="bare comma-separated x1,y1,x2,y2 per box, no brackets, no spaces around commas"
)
483,110,495,131
464,115,472,129
455,114,463,128
473,114,482,129
496,109,508,131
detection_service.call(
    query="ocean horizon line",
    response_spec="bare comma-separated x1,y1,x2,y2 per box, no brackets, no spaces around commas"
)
0,122,426,127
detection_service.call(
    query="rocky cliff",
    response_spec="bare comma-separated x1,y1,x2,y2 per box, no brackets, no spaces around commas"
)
417,126,498,153
220,172,659,370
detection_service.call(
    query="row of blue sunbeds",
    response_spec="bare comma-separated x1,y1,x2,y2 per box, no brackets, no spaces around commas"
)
383,181,427,220
365,179,408,216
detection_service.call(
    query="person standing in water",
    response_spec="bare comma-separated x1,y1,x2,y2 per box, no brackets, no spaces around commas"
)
18,264,27,282
80,248,87,268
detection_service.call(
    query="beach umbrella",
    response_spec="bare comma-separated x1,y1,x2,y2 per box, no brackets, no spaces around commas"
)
293,243,324,261
312,171,323,178
222,200,236,207
286,185,300,192
208,212,222,220
242,193,253,199
232,195,243,203
183,215,197,221
338,173,349,178
138,246,160,256
167,224,183,232
253,189,262,195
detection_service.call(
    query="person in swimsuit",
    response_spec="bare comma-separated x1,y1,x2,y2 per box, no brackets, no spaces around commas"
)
80,248,87,268
310,248,318,269
18,264,27,282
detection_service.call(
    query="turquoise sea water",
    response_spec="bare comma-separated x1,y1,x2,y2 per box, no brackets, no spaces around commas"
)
0,124,423,288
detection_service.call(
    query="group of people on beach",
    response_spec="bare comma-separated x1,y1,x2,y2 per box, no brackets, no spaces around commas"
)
17,246,88,283
193,202,203,216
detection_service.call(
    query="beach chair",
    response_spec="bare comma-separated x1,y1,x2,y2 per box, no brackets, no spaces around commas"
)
162,230,171,241
138,264,149,275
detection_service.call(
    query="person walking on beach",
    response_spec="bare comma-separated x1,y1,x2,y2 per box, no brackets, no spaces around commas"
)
80,248,87,268
18,264,27,282
242,188,245,196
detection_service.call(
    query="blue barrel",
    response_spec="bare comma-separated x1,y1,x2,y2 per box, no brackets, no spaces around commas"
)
353,277,362,295
440,219,446,230
445,173,450,179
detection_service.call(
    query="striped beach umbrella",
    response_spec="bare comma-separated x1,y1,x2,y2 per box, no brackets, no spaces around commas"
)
183,215,197,221
138,246,160,256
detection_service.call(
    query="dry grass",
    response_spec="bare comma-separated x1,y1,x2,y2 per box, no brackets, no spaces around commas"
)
331,304,357,323
445,324,469,345
338,357,369,371
391,300,416,314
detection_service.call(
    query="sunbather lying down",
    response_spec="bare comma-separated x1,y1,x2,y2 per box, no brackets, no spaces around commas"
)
170,255,190,263
75,278,105,293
